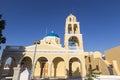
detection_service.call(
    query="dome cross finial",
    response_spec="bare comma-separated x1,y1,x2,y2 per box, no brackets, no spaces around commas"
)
51,30,54,33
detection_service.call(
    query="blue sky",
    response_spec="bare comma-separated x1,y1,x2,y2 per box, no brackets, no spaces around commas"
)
0,0,120,56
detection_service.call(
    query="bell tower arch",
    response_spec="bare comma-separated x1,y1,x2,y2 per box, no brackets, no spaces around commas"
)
64,14,84,51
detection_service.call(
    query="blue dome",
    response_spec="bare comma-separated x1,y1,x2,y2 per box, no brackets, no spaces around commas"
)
46,31,59,38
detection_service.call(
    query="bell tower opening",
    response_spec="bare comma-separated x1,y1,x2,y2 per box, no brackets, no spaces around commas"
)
64,14,84,51
68,24,72,34
68,36,79,50
74,24,79,34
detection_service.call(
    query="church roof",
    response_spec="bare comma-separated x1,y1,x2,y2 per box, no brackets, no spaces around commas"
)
46,31,59,38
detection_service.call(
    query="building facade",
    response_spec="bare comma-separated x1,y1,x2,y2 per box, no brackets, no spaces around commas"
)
0,14,119,79
105,46,120,75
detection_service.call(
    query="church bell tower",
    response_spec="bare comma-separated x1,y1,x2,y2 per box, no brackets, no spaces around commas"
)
64,14,84,51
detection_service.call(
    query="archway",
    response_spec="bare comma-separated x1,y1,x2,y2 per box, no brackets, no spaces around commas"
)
3,57,16,76
69,57,81,78
68,36,79,50
52,57,65,78
34,57,48,78
20,57,32,70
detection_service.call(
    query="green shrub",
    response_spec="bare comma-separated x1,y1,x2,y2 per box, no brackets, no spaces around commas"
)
88,77,93,80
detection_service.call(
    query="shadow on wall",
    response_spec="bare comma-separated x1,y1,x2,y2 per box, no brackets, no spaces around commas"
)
66,67,81,79
52,57,65,78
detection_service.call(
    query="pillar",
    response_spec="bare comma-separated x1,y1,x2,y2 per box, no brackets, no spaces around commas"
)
81,56,86,80
72,24,74,34
13,67,21,80
65,61,69,79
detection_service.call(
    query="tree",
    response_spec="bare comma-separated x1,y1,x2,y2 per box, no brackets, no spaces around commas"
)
0,14,6,48
85,67,101,80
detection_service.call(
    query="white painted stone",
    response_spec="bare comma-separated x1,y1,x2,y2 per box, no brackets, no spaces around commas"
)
93,75,120,80
19,68,30,80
